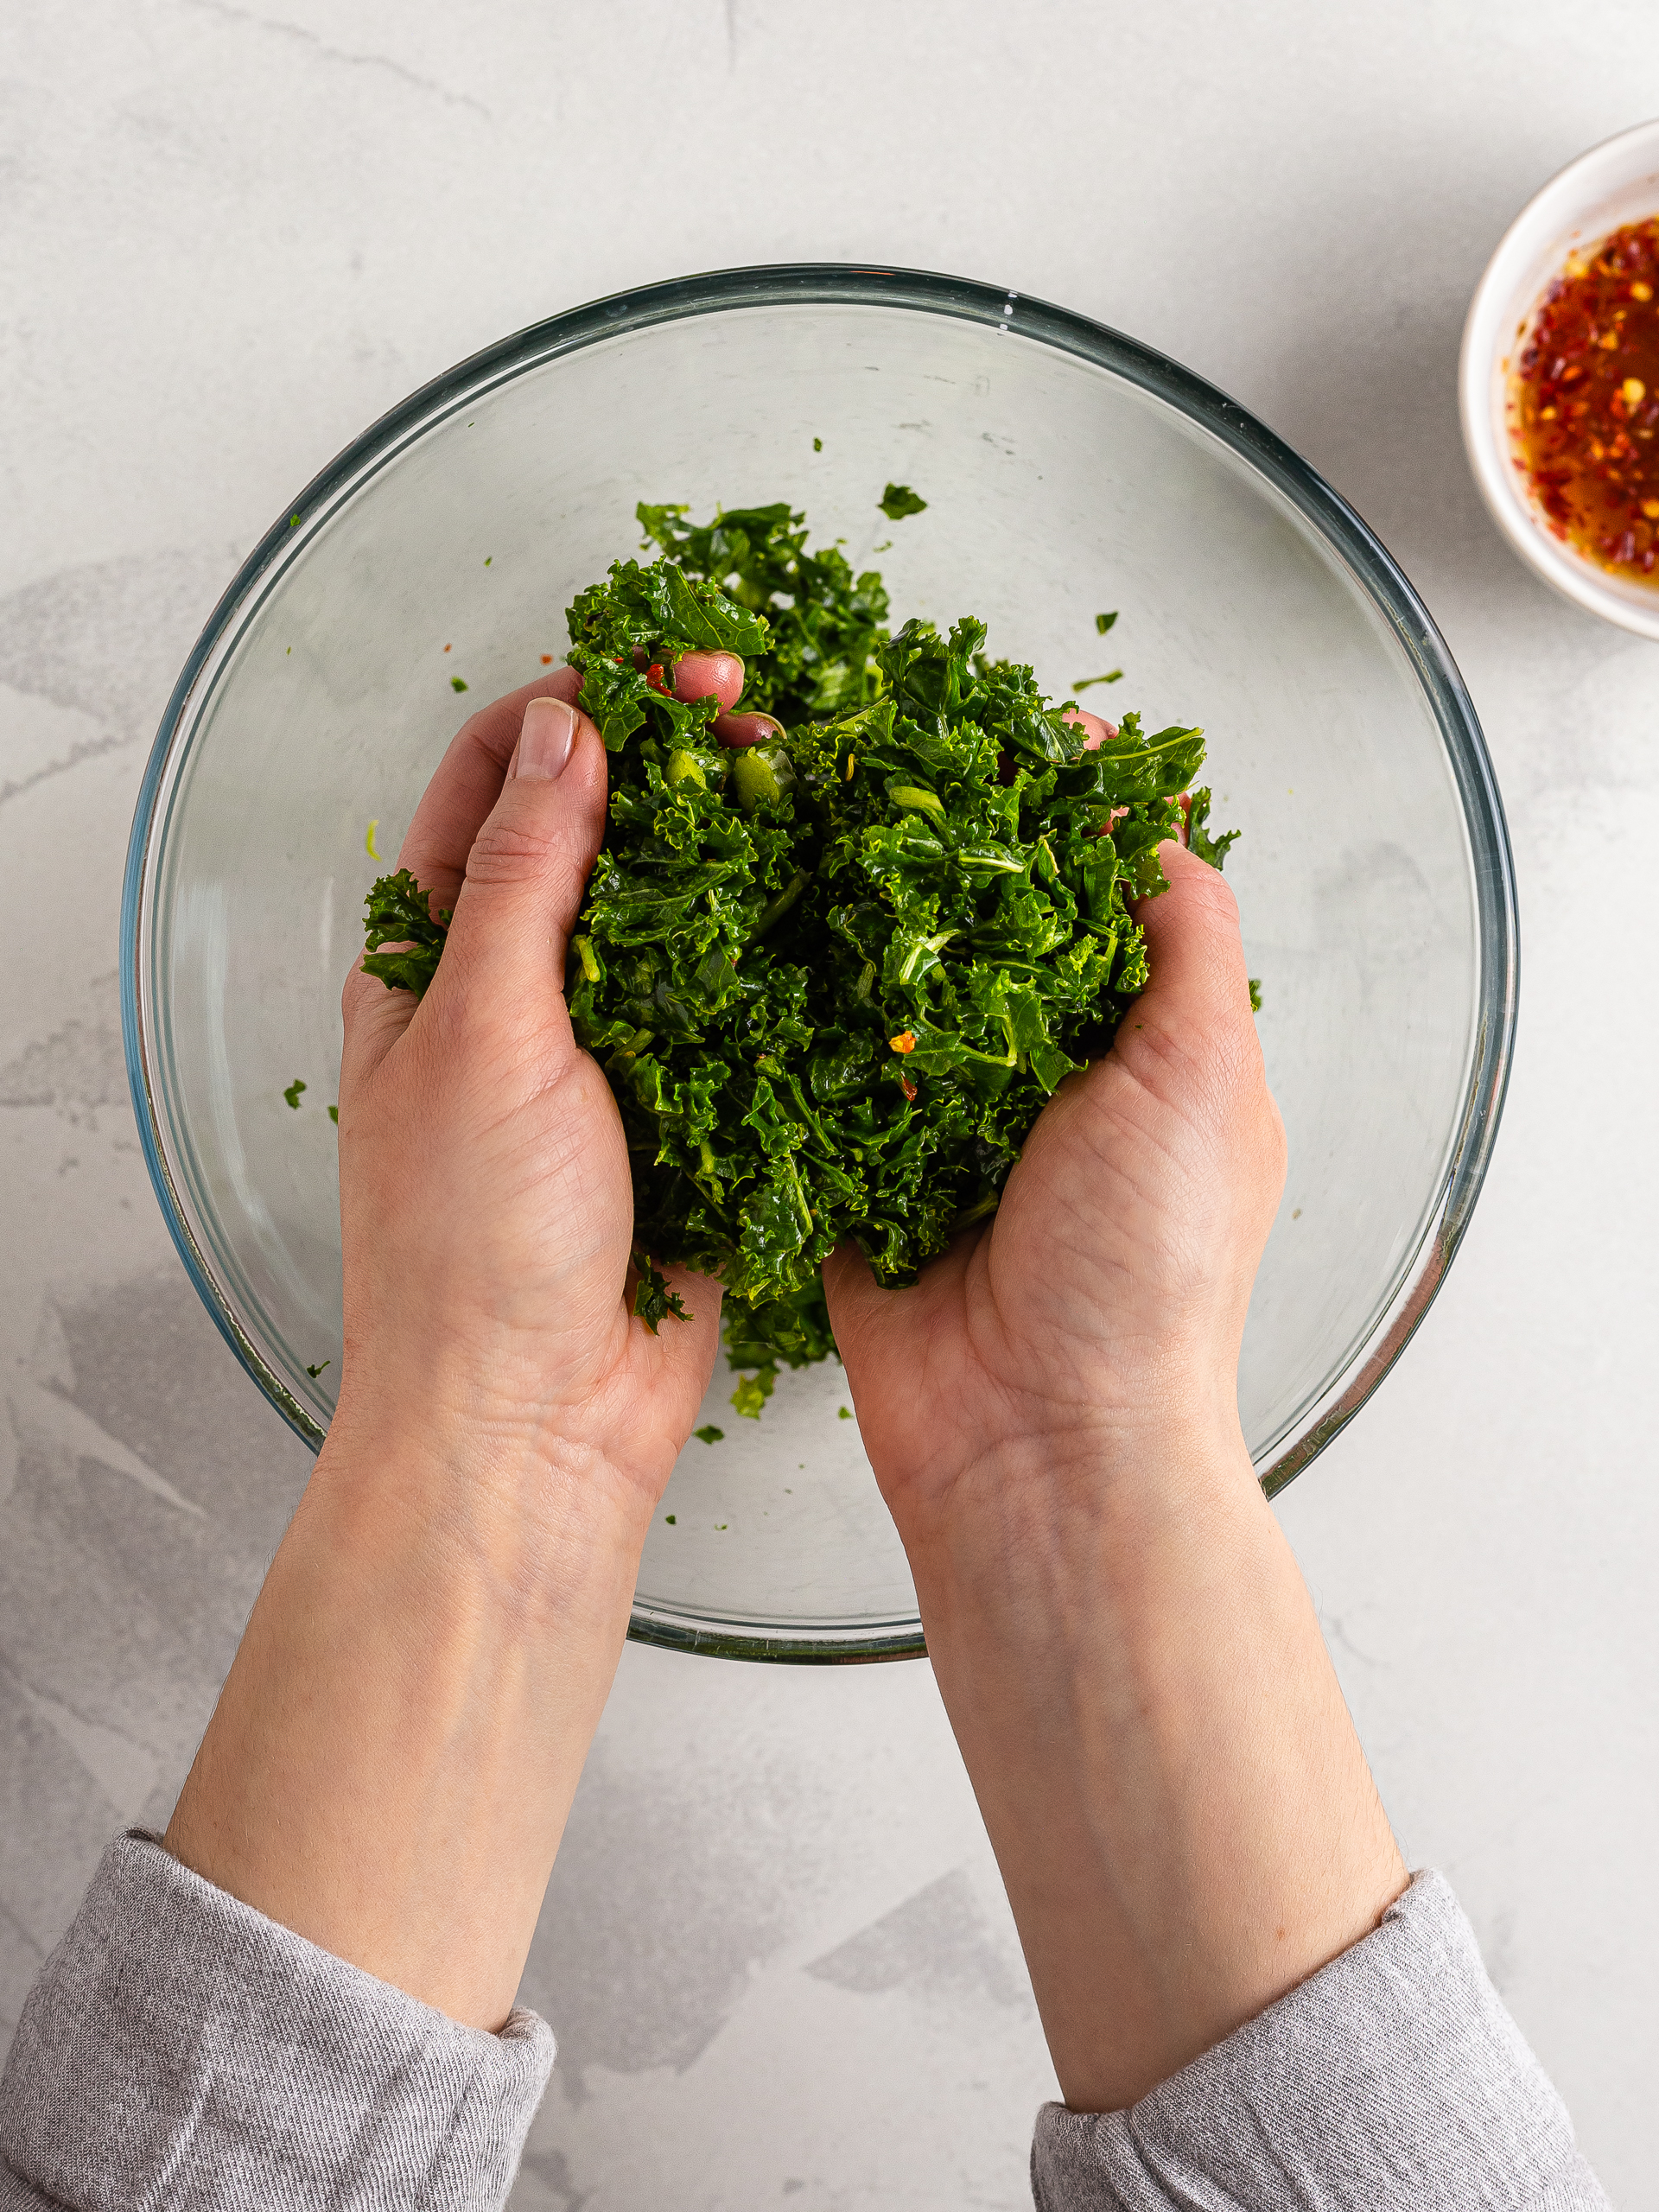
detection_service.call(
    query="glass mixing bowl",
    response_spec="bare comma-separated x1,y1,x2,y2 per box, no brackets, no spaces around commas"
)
123,265,1516,1662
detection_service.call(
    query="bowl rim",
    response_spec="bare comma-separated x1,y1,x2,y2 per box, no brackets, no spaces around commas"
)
123,260,1519,1663
1460,117,1659,638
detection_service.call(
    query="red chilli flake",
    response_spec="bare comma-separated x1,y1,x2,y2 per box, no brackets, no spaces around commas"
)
899,1075,918,1102
1510,218,1659,581
889,1031,917,1054
645,662,671,695
541,654,554,665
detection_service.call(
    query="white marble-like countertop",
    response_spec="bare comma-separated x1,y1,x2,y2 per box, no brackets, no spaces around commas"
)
3,5,1655,2205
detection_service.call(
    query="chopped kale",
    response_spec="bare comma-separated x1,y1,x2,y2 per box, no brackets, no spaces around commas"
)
451,676,469,692
327,1104,339,1123
632,1255,690,1332
362,868,450,995
695,1424,725,1444
1095,611,1119,634
283,1077,306,1109
305,1359,330,1377
364,499,1231,1412
1249,977,1263,1014
1185,788,1240,872
1072,671,1123,690
730,1373,772,1421
878,483,928,520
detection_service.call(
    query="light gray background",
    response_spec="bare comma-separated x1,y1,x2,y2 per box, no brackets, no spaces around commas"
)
2,4,1655,2206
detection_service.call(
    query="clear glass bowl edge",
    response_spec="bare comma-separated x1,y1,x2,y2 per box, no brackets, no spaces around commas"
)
120,261,1522,1664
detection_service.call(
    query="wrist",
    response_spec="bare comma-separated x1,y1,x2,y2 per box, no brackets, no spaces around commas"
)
314,1386,659,1610
886,1402,1257,1571
168,1402,646,2031
888,1412,1401,2114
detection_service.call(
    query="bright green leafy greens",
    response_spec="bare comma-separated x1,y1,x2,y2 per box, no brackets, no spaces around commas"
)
878,483,928,521
363,499,1233,1417
363,870,451,996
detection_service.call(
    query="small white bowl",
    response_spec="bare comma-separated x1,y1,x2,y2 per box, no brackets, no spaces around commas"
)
1461,118,1659,639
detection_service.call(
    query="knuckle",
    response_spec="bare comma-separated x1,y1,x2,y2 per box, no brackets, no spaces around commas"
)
464,812,562,887
342,957,393,1025
1185,861,1241,931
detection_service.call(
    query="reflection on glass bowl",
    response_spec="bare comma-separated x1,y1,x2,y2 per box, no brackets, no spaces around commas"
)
123,265,1516,1662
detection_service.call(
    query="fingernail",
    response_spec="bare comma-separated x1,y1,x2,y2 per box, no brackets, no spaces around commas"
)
672,650,744,705
713,709,782,749
515,696,578,779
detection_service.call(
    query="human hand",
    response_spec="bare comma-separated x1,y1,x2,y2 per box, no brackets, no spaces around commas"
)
165,652,759,2031
823,830,1285,1536
332,656,754,1521
827,807,1402,2114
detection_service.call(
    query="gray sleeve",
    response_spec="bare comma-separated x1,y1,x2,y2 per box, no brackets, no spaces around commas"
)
1031,1870,1608,2212
0,1828,555,2211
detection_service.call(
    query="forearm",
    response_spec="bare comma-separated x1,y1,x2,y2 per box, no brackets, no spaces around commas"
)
903,1420,1405,2113
165,1402,650,2030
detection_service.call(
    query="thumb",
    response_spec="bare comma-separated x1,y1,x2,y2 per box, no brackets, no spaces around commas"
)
1112,839,1263,1116
1133,839,1255,1033
434,695,609,1010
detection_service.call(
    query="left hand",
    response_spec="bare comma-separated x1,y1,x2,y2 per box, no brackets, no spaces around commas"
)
165,655,749,2030
332,662,737,1522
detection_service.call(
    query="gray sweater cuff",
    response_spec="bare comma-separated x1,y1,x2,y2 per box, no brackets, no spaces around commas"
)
0,1829,555,2211
1032,1870,1608,2212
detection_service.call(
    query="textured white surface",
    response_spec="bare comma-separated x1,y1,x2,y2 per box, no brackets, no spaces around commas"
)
2,4,1656,2207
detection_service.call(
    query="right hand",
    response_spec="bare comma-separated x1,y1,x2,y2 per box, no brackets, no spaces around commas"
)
827,848,1404,2120
824,838,1286,1540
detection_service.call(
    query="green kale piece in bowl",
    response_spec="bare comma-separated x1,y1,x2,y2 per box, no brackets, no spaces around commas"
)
367,502,1221,1415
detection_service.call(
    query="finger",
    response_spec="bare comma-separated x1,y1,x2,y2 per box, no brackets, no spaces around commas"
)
1063,705,1116,750
671,651,745,709
397,666,584,913
632,1259,724,1368
432,695,609,1012
645,646,769,743
820,1241,902,1422
340,945,420,1093
822,1230,976,1357
1131,840,1256,1036
821,1240,888,1357
617,1260,726,1465
713,709,783,749
822,1235,979,1448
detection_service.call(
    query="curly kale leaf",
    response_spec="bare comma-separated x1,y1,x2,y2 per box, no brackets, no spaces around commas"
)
362,868,450,995
363,500,1236,1414
1185,787,1241,871
636,502,890,725
632,1255,690,1332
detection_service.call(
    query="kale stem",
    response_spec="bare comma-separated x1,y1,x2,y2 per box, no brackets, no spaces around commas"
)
748,867,810,944
950,1190,1002,1230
